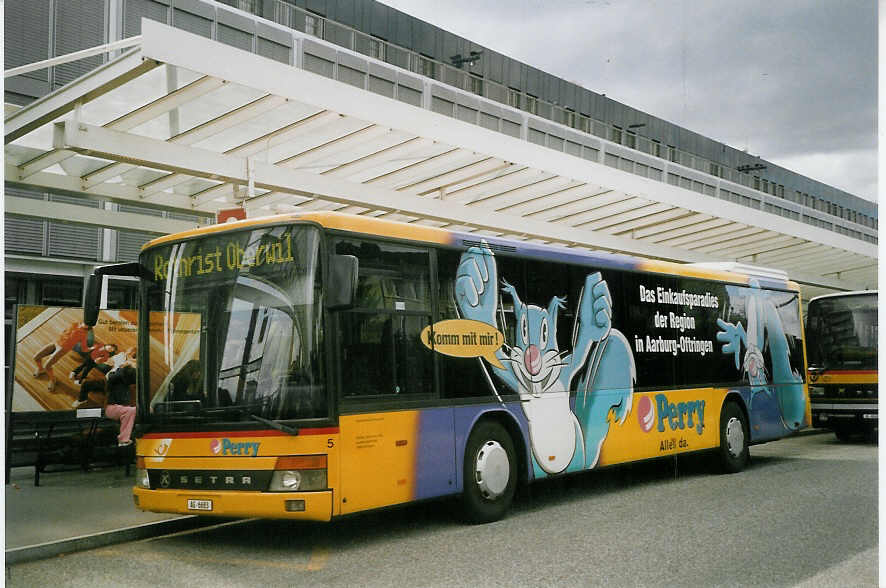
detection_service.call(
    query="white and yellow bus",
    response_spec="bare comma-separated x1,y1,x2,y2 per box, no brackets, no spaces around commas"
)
85,212,810,523
806,291,877,441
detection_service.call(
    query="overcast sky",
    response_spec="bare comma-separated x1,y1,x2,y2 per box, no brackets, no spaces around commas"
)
379,0,877,203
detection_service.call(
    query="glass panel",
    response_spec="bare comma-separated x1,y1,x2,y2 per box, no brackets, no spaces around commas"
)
41,278,83,306
339,312,432,397
807,294,878,370
142,224,325,424
335,239,431,312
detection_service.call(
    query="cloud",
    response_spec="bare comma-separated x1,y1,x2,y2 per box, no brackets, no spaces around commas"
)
379,0,877,201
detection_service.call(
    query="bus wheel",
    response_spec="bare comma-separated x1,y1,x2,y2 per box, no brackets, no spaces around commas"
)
717,401,749,473
834,426,852,442
461,420,516,524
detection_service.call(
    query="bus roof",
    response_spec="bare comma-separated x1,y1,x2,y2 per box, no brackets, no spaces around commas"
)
808,290,878,302
143,211,799,291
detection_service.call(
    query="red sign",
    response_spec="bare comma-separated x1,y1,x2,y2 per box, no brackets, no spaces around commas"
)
217,208,246,224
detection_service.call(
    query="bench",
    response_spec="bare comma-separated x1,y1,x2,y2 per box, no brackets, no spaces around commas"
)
5,410,133,486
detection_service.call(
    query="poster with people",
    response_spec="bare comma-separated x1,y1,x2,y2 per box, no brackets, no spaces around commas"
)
11,306,201,412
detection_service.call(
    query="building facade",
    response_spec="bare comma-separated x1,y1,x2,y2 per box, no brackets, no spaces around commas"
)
4,0,878,372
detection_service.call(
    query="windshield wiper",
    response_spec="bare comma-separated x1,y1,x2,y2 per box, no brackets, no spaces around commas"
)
246,412,299,436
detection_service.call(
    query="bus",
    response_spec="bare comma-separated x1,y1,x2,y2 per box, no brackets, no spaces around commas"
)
805,291,878,441
84,212,809,523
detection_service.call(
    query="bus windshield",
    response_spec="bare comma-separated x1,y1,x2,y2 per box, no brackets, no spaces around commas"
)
806,293,877,371
139,224,326,427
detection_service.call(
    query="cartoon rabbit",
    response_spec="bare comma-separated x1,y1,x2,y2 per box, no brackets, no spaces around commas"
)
456,246,635,475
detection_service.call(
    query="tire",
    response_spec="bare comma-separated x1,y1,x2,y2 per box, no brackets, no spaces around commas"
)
461,420,517,524
833,426,853,442
717,401,749,473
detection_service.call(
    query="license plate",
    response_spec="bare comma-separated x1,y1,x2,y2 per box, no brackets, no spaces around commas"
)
187,499,213,511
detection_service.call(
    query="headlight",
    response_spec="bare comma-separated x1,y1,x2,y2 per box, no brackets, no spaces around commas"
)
268,455,328,492
136,468,150,489
281,471,302,490
135,457,150,488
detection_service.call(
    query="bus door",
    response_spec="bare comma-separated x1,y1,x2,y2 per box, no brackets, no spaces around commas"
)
332,238,453,514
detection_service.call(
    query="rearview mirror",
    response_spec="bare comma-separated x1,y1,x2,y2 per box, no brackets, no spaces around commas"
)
83,273,102,327
83,262,155,326
327,254,358,310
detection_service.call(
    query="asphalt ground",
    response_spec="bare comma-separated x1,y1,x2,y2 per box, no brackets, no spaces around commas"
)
2,427,843,566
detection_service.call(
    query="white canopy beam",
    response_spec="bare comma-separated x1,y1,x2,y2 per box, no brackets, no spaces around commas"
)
5,48,158,144
53,119,714,262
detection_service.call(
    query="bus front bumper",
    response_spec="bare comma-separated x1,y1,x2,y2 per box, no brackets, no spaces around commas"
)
811,403,878,429
132,487,333,521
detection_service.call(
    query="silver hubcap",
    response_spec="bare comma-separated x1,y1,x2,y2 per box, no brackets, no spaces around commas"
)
725,417,745,457
474,440,510,500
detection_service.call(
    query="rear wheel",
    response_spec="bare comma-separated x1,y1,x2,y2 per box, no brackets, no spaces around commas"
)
833,425,853,442
717,401,749,473
461,420,517,524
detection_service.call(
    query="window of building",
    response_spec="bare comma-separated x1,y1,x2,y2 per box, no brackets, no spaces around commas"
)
564,108,576,129
624,130,636,149
579,114,591,134
417,54,436,79
233,0,257,13
525,93,538,115
369,36,386,61
667,145,677,163
41,278,83,307
468,74,483,96
753,176,760,191
274,3,293,27
5,276,26,323
651,140,662,158
305,12,324,39
610,125,623,144
507,88,521,109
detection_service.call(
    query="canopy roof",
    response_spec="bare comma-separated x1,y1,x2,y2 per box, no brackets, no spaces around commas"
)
5,20,876,298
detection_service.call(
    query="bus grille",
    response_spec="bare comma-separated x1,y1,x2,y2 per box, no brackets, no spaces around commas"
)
148,469,274,491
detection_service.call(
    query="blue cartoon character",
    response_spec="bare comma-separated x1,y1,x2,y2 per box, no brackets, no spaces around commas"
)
716,281,806,431
455,246,635,475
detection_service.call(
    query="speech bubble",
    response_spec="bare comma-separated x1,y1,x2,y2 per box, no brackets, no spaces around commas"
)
420,319,505,369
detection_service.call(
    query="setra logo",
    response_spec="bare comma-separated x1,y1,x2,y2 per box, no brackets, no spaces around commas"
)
637,395,656,432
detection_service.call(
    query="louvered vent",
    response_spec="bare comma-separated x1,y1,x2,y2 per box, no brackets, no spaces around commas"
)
117,230,154,262
5,216,45,255
48,222,100,259
461,240,517,253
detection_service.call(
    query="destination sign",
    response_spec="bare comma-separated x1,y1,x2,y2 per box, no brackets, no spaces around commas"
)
151,233,295,281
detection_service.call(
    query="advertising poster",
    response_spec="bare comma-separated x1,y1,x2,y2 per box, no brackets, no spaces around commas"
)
11,306,201,412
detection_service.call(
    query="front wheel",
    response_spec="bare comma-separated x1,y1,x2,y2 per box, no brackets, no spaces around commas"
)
461,420,517,524
717,401,749,473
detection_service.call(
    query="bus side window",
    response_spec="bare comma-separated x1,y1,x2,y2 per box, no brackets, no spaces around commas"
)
436,249,521,400
335,238,433,398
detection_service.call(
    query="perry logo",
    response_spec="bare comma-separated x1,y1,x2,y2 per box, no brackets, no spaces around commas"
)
652,393,705,435
636,396,656,432
211,438,260,457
